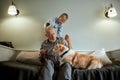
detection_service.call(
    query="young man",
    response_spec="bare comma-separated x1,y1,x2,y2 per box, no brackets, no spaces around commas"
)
39,26,72,80
44,13,69,37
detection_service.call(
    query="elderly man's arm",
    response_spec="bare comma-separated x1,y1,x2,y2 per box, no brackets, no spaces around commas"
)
39,42,47,58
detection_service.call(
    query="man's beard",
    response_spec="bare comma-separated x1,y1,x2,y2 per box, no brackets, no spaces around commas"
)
49,39,56,43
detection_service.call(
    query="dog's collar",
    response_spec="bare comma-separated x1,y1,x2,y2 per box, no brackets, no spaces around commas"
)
60,49,70,57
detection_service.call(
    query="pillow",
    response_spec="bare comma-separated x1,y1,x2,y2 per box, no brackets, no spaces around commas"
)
16,51,42,65
90,48,112,65
78,51,94,55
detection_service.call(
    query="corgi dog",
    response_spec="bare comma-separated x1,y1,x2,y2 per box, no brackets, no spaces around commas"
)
53,43,103,69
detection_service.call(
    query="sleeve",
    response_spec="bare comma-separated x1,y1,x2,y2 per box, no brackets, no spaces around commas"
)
40,41,44,50
44,17,56,28
40,45,43,50
57,27,63,37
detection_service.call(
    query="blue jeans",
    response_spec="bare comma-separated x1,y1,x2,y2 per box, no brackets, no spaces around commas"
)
39,59,72,80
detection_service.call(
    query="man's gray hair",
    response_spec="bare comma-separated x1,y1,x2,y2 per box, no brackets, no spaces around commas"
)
45,26,55,34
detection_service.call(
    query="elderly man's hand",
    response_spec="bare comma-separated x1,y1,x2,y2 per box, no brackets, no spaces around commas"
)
39,49,46,57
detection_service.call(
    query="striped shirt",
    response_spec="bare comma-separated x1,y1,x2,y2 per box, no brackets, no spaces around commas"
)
40,37,65,56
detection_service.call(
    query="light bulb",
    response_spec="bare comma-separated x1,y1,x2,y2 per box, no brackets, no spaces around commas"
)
107,7,117,18
8,5,17,15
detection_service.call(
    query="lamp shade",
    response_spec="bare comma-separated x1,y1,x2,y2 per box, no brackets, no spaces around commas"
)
107,7,117,18
8,5,17,15
105,4,117,18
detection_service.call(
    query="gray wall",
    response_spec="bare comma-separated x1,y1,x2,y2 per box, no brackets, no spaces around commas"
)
0,0,120,51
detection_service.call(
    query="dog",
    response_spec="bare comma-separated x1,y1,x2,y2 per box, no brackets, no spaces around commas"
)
53,43,103,69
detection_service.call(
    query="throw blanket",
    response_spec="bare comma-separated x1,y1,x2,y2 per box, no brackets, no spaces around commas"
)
72,61,120,80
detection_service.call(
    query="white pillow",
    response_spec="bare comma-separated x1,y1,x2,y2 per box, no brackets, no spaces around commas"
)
77,51,94,55
16,51,42,65
90,48,112,65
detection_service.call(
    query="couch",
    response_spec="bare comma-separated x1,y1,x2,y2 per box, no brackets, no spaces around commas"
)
0,43,120,80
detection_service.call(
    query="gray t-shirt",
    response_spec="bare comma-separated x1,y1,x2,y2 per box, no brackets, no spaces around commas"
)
40,37,67,64
40,37,66,56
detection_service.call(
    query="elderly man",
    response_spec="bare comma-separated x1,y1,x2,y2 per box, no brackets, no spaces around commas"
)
39,26,72,80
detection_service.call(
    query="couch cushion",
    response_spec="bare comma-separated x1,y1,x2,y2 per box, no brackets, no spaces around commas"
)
0,42,14,48
0,44,15,61
106,49,120,61
16,51,42,66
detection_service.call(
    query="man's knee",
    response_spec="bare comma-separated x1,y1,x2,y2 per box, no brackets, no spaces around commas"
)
64,63,71,68
58,63,72,80
47,59,53,63
45,59,54,65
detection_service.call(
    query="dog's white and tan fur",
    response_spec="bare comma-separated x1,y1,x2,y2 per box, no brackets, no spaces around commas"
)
53,43,103,69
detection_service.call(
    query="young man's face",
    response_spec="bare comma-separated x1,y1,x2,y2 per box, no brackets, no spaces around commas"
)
58,15,68,24
46,29,57,43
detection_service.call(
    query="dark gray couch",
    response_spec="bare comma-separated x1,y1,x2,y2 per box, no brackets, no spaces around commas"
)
0,44,120,80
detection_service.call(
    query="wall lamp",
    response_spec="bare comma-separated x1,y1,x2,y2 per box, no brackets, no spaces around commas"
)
105,3,117,18
8,1,20,16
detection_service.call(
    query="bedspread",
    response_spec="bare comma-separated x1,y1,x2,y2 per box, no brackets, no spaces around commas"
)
0,61,41,80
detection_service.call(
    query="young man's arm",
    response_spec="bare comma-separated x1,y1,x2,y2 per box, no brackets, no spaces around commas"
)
65,34,73,49
57,27,63,37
